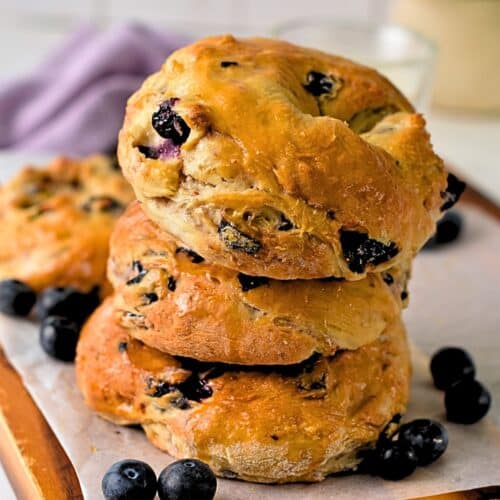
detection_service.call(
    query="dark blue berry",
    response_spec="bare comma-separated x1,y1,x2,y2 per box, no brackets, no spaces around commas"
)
445,379,491,424
398,419,448,466
382,273,394,285
340,230,399,273
0,279,36,316
138,140,180,160
36,286,100,324
373,441,418,480
430,347,475,390
303,71,334,96
170,396,191,410
148,380,176,398
127,261,147,285
237,273,269,291
177,376,213,402
39,316,80,362
158,459,216,500
175,247,205,263
144,292,158,304
152,99,190,145
277,214,294,231
102,459,157,500
218,219,261,254
423,211,463,249
441,173,466,211
167,276,177,292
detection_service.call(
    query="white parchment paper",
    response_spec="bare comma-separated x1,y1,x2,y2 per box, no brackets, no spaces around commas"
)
0,206,499,499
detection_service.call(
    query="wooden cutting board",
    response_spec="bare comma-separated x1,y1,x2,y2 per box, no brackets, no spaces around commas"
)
0,185,498,500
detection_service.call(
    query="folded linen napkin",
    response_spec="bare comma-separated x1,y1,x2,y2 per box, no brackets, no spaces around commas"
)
0,23,186,155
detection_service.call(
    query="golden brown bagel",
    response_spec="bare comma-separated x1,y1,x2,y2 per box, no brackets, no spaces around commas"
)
0,155,133,294
108,202,407,365
118,35,450,280
76,298,411,483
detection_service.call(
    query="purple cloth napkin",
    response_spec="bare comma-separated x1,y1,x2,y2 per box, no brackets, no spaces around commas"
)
0,23,186,155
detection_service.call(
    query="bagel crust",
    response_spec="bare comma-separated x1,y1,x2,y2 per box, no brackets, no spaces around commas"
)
76,298,411,483
118,35,448,280
0,155,133,294
108,202,408,365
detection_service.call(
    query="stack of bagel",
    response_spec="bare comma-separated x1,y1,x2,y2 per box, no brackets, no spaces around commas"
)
76,35,464,483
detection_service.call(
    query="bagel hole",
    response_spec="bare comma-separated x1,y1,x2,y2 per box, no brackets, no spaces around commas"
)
348,105,399,134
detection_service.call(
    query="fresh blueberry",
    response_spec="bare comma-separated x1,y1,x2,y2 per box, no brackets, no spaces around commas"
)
373,441,418,480
36,286,100,324
398,419,448,466
102,459,157,500
157,459,217,500
423,211,463,249
303,71,334,96
430,347,475,390
340,230,399,273
440,173,466,211
152,99,190,145
0,279,36,317
39,316,80,362
445,379,491,424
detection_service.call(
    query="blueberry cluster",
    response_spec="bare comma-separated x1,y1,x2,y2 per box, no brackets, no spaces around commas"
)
0,279,99,362
431,347,491,425
363,344,492,481
102,458,216,500
365,418,448,480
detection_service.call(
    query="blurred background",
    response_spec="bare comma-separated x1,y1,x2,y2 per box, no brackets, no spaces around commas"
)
0,1,498,495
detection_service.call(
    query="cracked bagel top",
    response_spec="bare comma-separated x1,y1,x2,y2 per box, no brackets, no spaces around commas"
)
118,35,452,280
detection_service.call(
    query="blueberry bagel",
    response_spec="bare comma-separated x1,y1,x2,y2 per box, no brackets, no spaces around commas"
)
76,298,410,483
118,35,456,280
108,202,406,365
0,155,133,294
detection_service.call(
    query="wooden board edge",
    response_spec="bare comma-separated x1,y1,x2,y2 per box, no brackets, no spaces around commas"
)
0,347,83,499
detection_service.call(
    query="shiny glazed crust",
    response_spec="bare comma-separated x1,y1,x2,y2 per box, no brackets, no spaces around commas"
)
0,155,134,293
76,298,411,483
108,202,406,364
118,35,448,280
